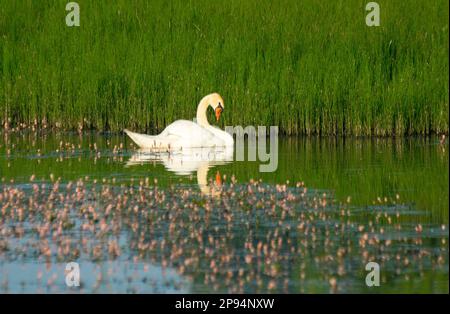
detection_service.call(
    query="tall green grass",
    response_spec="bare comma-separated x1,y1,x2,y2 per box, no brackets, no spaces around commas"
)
0,0,448,135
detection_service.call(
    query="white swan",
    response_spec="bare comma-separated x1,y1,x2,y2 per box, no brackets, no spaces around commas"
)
124,93,234,150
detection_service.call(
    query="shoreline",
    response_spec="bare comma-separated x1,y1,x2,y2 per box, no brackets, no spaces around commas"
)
0,127,448,139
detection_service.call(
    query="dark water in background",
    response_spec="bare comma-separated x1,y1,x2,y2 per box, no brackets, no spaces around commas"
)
0,131,448,293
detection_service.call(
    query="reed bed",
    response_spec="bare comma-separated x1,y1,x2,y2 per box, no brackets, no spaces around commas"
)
0,0,448,135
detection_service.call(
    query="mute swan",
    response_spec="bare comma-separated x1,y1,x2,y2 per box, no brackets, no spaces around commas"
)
124,93,234,150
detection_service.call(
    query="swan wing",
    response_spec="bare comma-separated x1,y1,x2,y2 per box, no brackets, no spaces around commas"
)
125,120,229,149
161,120,218,146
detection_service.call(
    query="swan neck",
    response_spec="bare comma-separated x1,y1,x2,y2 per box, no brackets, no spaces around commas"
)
196,96,210,128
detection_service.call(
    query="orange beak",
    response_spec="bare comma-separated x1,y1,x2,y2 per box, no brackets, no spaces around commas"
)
215,106,223,121
215,171,222,186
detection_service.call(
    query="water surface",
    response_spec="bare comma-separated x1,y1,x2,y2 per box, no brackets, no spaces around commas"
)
0,131,448,293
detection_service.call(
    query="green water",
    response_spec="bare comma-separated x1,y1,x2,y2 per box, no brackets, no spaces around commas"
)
2,132,447,222
0,131,448,293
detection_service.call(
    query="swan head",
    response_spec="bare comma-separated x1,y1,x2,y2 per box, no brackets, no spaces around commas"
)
207,93,224,121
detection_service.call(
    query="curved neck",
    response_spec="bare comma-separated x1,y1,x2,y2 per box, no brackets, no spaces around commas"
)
196,95,211,128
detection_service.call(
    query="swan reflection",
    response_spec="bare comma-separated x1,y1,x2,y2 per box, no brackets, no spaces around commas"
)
125,146,234,197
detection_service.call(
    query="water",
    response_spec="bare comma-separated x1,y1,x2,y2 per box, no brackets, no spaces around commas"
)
0,131,448,293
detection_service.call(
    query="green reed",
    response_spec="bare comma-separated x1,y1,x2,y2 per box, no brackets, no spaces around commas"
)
0,0,448,135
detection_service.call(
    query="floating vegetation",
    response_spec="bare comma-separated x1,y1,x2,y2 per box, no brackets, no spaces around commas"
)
0,176,448,293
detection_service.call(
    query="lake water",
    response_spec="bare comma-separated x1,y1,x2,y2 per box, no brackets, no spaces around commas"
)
0,131,448,293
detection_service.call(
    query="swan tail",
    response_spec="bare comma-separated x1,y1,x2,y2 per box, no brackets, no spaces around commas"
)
124,129,177,151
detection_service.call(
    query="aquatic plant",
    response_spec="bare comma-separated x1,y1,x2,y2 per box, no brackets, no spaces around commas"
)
0,0,448,135
0,176,448,293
